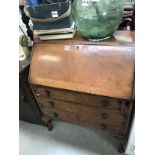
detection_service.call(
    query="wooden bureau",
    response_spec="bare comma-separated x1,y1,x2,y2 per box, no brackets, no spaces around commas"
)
29,31,135,152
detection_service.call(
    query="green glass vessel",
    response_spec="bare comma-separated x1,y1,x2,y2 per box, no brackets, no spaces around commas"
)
72,0,124,41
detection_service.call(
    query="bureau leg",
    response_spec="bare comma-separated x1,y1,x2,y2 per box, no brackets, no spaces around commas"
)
42,115,53,131
117,139,127,154
47,122,53,131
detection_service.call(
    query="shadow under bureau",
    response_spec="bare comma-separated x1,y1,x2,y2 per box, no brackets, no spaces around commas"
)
29,31,135,153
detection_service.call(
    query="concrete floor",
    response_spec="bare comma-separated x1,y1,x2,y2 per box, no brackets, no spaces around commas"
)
19,120,125,155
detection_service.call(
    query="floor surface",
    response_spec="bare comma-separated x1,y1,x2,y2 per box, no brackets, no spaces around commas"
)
19,120,125,155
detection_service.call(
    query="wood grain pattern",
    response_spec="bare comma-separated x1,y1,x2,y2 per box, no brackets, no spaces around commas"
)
31,82,133,137
41,106,125,135
29,31,135,100
42,108,79,124
32,85,127,110
36,96,126,124
31,85,133,136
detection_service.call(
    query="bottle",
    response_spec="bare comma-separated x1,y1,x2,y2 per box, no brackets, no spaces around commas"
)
72,0,124,41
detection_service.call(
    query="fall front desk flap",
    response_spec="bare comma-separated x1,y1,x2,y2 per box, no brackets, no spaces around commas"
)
29,31,135,100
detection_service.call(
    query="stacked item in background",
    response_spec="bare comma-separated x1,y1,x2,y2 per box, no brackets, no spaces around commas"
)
25,0,76,40
118,0,135,30
19,11,32,62
34,22,75,40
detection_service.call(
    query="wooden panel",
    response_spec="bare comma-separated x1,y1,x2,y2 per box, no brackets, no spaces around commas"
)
41,108,79,124
79,110,125,125
41,106,124,135
29,31,135,100
38,97,79,114
80,121,125,135
36,96,126,125
31,84,133,136
32,85,127,112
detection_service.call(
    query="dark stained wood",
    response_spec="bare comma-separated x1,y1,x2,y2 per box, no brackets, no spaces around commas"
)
32,85,127,111
36,96,126,125
31,83,133,137
80,120,125,136
42,108,79,124
123,101,134,135
41,107,124,135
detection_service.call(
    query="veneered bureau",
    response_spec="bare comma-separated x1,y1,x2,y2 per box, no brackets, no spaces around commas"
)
29,31,135,153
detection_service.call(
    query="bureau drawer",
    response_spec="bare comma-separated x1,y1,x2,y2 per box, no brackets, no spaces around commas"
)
41,108,79,124
36,97,126,126
80,121,125,136
42,106,124,135
79,106,126,124
37,97,79,114
32,85,128,111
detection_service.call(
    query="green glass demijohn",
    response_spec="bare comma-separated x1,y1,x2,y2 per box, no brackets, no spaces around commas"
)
72,0,124,41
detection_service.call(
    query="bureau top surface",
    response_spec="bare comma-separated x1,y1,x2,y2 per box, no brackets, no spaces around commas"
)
29,31,135,100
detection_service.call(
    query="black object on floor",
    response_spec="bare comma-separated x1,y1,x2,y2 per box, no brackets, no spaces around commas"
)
19,66,45,125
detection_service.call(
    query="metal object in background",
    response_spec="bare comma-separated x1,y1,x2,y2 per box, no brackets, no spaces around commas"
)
118,0,135,31
19,33,30,61
19,5,34,41
19,25,30,69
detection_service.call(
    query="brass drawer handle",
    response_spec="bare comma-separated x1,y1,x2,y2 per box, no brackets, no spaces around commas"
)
45,90,50,97
101,124,106,130
49,101,55,108
102,113,107,119
102,100,110,108
53,112,58,118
